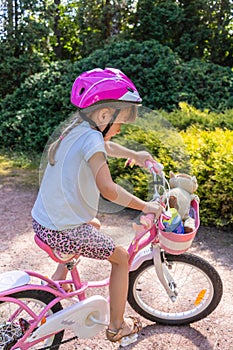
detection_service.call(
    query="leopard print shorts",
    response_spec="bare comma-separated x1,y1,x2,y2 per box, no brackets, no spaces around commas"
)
32,219,115,260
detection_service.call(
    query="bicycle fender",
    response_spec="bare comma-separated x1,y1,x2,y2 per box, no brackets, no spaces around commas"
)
0,270,30,293
130,246,153,271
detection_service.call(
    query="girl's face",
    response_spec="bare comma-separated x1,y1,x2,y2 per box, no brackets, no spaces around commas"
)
102,107,132,141
103,123,122,141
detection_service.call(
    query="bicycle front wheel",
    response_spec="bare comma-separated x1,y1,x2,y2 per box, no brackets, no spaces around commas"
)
0,290,64,350
128,253,223,325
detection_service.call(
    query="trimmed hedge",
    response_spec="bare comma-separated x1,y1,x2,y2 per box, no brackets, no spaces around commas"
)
182,127,233,228
160,102,233,131
109,114,233,229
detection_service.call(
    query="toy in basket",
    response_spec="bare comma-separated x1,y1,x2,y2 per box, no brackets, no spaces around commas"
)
159,199,200,255
159,172,200,255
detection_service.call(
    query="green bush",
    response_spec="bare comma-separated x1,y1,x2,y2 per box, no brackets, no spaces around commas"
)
1,40,233,153
182,127,233,228
174,59,233,111
108,115,233,229
160,102,233,131
0,52,45,100
109,109,193,201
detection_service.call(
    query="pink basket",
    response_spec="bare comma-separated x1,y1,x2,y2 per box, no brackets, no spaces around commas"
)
158,200,200,255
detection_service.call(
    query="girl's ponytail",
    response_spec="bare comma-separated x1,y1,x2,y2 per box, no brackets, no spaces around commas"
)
48,114,81,166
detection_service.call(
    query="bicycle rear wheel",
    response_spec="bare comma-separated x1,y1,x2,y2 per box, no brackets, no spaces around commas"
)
128,253,223,325
0,290,64,349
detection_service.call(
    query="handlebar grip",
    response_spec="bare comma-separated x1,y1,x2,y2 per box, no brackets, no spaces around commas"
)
145,160,164,174
139,213,155,229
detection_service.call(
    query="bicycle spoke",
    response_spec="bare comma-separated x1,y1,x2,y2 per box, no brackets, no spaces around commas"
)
0,291,64,349
128,254,222,325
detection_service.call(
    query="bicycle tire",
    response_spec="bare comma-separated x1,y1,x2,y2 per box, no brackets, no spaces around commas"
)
128,252,223,325
0,290,64,350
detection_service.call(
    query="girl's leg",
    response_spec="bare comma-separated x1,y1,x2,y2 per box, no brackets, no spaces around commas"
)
107,246,142,341
107,246,129,330
51,263,73,292
50,218,101,289
51,263,68,280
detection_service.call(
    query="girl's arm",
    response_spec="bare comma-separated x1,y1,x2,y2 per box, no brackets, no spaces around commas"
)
88,152,162,217
105,141,154,167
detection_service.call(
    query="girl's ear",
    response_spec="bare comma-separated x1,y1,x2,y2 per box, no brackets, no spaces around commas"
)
96,107,112,124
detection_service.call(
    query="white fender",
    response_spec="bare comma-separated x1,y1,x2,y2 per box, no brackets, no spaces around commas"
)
0,271,30,292
130,246,153,271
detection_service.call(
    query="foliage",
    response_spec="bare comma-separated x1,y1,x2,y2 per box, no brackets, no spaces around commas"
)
63,0,136,59
1,0,233,99
1,40,233,153
160,102,233,131
0,151,39,188
182,128,233,228
0,151,38,170
108,109,190,200
0,0,51,98
108,125,233,229
173,59,233,111
0,51,45,100
129,0,233,66
0,61,76,152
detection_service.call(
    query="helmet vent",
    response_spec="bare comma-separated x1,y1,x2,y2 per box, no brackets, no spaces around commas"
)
127,87,134,93
79,87,85,95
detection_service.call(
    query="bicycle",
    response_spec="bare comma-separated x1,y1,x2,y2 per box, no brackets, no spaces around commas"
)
0,161,223,349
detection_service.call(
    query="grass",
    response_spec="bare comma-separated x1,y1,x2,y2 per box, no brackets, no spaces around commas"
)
0,151,40,189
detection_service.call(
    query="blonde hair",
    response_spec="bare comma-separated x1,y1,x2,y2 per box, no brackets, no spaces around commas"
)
48,103,138,166
48,113,82,166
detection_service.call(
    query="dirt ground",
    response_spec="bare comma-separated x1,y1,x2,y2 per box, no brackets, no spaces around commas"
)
0,180,233,350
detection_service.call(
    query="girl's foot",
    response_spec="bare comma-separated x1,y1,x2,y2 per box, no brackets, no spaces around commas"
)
51,264,73,292
106,316,142,343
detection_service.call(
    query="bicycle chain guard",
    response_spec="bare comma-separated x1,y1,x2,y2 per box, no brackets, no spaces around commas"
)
28,295,109,342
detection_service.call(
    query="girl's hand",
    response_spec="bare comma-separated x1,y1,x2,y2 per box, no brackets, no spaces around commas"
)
134,151,154,167
143,201,163,219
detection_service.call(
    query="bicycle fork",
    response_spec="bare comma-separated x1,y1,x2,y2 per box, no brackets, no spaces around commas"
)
152,245,178,302
130,244,178,301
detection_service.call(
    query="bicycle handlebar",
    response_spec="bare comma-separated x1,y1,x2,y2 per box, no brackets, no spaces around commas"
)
145,159,164,175
125,158,170,231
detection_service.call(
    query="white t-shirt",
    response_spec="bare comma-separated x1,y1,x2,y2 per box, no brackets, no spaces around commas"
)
32,122,107,230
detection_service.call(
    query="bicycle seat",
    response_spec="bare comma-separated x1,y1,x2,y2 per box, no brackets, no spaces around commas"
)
34,235,80,263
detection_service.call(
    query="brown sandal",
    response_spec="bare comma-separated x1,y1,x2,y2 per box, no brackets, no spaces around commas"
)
106,316,142,343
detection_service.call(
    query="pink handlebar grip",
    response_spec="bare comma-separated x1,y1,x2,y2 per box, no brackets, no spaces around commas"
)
145,160,164,174
140,213,155,228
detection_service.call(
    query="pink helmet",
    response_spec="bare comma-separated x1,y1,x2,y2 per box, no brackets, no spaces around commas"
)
71,67,142,108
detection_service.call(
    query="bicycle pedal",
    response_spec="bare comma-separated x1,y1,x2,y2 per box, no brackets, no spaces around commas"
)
119,333,138,347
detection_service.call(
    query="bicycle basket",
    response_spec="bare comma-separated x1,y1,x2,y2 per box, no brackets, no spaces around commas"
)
158,199,200,255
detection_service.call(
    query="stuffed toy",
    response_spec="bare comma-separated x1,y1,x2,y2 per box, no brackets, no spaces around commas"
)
166,171,199,233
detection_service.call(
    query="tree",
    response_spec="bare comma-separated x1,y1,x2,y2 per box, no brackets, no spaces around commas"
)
53,0,62,59
206,0,233,66
55,0,137,59
129,0,233,66
0,0,50,98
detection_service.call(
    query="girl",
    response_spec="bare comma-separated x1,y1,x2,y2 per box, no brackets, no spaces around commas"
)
32,67,162,344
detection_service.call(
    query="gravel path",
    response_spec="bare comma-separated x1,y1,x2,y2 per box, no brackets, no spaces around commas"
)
0,182,232,350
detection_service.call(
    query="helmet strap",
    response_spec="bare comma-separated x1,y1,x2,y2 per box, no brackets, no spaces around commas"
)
79,109,121,137
101,109,121,137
